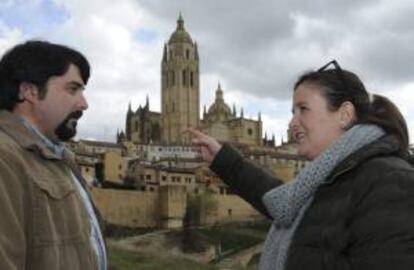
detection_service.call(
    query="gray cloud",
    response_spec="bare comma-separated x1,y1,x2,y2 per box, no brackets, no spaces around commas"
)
136,0,414,100
2,0,414,142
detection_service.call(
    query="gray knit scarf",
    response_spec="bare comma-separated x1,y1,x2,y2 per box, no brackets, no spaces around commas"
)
259,124,385,270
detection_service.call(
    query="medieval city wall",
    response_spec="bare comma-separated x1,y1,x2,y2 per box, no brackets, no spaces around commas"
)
91,188,160,228
200,194,263,224
92,187,263,229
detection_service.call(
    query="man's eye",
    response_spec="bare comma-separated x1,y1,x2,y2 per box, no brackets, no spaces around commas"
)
68,87,78,93
67,86,82,94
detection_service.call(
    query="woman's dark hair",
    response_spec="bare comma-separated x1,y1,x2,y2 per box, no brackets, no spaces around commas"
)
0,40,90,111
294,60,409,154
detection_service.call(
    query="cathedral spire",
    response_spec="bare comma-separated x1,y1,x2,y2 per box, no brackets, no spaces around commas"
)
216,81,223,101
177,12,184,30
127,101,132,115
232,103,236,117
162,43,167,62
194,42,199,60
240,107,244,118
145,94,149,109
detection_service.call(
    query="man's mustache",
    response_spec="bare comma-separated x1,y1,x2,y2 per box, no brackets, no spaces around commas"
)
68,110,83,120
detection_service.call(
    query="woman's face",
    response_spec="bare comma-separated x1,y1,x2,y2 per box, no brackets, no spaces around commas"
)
289,83,346,160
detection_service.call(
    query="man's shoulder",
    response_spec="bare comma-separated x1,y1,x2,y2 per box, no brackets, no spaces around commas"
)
0,129,27,163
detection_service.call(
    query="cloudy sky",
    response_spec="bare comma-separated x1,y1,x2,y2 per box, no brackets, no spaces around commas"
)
1,0,414,144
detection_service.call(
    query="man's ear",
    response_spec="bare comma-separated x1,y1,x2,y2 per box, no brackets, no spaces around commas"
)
339,101,356,129
19,82,39,103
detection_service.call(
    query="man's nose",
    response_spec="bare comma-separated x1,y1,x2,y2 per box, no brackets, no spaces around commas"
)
78,92,88,111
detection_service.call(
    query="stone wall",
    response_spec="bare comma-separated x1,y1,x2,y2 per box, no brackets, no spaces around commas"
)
92,188,160,228
199,194,262,224
92,187,263,229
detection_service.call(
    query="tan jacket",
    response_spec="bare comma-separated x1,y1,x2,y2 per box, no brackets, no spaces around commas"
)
0,110,99,270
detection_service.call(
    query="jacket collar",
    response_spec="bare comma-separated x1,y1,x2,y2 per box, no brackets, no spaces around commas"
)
327,134,402,183
0,110,64,160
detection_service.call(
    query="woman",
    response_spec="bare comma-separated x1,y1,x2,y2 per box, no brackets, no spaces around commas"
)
189,60,414,270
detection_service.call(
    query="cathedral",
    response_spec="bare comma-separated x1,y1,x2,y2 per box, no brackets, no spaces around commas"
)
120,14,268,147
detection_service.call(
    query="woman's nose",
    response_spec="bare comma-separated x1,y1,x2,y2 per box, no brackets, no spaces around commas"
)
289,114,298,129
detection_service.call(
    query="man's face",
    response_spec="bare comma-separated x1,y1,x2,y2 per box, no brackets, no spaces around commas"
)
35,64,88,142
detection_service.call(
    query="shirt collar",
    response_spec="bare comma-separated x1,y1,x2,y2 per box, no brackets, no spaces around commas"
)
20,117,65,159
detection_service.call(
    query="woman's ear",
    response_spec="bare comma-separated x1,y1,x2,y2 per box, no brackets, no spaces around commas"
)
339,101,356,129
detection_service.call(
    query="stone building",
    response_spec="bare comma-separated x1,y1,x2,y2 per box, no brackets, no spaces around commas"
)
123,96,162,144
161,13,200,144
71,14,309,230
122,14,263,147
200,83,262,146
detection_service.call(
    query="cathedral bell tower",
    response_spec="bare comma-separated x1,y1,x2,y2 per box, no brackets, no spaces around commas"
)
161,13,200,144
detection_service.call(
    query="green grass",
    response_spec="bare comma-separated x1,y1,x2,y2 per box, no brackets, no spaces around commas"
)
108,247,218,270
107,221,270,269
105,224,158,239
195,223,267,257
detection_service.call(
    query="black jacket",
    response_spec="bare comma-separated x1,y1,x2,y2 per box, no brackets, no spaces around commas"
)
210,135,414,270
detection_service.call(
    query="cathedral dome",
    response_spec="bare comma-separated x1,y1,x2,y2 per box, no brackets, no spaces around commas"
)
206,83,233,122
207,102,232,117
169,14,193,44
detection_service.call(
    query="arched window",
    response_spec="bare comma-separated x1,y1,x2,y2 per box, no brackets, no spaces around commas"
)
171,71,175,86
182,70,187,86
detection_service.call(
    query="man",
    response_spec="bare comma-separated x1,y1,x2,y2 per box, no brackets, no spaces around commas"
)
0,41,106,270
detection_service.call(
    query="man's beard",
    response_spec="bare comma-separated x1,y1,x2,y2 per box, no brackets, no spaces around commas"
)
55,110,83,141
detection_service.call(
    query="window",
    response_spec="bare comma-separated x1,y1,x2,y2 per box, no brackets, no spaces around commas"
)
85,167,89,172
247,128,253,136
162,176,167,181
182,70,187,86
190,72,194,87
172,71,175,85
186,49,190,59
118,164,122,170
146,175,151,180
